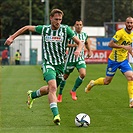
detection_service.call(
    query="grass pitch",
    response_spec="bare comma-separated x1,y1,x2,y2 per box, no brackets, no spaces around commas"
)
0,64,133,133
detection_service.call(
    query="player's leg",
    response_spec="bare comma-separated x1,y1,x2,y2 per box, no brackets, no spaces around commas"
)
48,79,60,125
27,86,48,108
57,74,68,102
43,66,61,125
31,86,49,98
127,79,133,108
51,64,66,124
85,76,113,93
70,62,86,100
73,68,86,92
70,68,85,100
27,64,61,125
27,63,50,108
85,59,117,93
120,60,133,108
57,62,74,102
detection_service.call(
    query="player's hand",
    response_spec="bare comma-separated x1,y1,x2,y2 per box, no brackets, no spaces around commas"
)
123,45,133,55
4,36,14,46
74,50,80,58
87,50,93,58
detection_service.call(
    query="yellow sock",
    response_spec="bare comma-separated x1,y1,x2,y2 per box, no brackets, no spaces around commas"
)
128,81,133,99
94,77,105,85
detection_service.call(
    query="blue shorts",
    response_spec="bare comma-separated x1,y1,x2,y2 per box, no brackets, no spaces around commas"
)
106,59,133,76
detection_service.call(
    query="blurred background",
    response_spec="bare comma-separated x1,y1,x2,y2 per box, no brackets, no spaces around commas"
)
0,0,133,65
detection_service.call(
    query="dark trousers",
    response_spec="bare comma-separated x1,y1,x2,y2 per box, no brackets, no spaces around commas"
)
2,58,9,65
15,60,20,65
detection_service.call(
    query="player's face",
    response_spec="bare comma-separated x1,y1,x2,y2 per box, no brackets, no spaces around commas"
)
74,21,83,33
50,13,62,30
125,17,133,32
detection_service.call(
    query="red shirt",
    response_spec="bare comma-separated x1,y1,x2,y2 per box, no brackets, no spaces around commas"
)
2,49,8,59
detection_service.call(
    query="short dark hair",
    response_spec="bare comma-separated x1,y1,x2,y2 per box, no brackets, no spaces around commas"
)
73,19,83,25
76,19,82,22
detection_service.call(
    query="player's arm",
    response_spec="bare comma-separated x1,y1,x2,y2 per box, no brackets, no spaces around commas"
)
5,26,35,46
108,29,124,49
67,43,78,47
108,40,124,48
123,45,133,56
85,38,92,57
66,26,83,56
67,39,78,47
72,36,83,57
109,40,133,56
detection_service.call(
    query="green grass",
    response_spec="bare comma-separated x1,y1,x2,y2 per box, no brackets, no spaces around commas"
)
0,64,133,133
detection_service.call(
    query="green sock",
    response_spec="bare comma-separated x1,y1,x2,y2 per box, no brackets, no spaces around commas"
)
31,89,41,99
50,102,59,116
58,80,66,95
72,76,83,92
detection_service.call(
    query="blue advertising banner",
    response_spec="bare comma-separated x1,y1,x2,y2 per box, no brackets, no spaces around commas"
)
96,38,112,50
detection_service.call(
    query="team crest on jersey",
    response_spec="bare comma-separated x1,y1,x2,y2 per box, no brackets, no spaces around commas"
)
108,67,112,71
107,67,115,75
45,35,63,42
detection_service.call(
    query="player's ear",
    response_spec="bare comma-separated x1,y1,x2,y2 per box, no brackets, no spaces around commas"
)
50,16,52,21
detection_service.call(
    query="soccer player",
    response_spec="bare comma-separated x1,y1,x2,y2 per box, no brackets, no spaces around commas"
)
57,20,92,102
4,9,83,125
85,16,133,108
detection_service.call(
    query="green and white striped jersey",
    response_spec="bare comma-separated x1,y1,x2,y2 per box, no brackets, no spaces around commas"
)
35,24,75,65
67,31,88,62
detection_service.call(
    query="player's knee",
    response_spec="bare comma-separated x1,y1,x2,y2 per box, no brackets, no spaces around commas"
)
48,84,57,93
39,86,49,95
80,73,86,79
127,75,133,81
104,80,111,85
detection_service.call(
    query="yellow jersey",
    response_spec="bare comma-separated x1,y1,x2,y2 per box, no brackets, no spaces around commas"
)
109,28,133,62
15,52,20,61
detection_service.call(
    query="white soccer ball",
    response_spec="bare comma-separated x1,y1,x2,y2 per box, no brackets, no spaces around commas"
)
75,113,90,127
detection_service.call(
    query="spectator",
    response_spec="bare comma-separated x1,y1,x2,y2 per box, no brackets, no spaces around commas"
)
2,47,9,65
15,49,21,65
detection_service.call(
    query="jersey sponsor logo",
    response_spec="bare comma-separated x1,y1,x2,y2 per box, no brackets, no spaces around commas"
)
121,40,130,45
107,71,115,75
45,35,63,43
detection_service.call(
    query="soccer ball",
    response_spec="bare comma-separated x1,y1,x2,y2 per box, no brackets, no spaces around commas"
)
75,113,90,127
